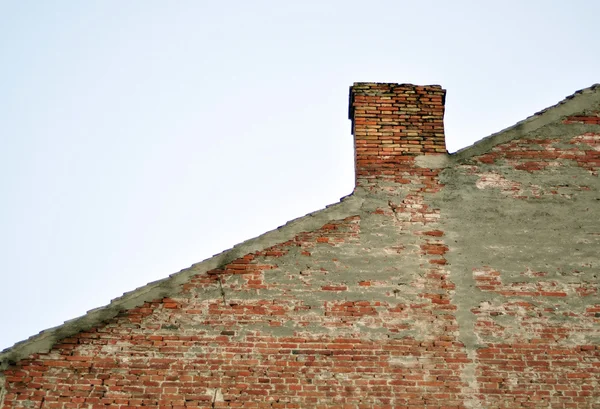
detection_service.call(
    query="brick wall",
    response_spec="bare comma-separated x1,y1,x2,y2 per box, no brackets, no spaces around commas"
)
1,83,599,409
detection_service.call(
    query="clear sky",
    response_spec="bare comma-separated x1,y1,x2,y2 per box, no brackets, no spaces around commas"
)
1,0,598,350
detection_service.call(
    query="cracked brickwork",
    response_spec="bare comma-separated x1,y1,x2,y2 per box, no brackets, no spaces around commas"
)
1,83,600,408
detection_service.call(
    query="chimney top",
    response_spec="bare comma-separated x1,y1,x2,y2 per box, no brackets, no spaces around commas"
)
349,82,447,185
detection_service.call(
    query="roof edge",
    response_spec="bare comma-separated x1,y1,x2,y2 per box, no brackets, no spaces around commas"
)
0,194,364,370
451,84,600,162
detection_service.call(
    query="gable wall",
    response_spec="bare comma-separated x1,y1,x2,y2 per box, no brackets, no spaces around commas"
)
1,92,599,409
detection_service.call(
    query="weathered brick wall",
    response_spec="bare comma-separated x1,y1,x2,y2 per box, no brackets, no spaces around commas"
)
436,107,600,408
1,84,599,409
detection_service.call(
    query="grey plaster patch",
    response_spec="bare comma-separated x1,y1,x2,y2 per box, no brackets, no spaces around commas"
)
434,160,600,347
461,350,483,409
415,154,451,169
206,388,224,404
388,355,418,367
0,374,6,409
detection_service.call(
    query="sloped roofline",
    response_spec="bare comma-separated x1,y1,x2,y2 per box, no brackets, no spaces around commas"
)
0,195,365,370
450,84,600,162
2,83,600,370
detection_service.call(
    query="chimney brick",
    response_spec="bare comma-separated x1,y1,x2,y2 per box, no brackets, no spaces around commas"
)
349,83,447,185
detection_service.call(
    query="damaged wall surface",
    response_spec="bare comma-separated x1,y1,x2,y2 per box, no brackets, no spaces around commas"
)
1,83,599,408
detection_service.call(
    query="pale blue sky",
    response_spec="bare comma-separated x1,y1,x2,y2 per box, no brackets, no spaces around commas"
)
1,1,598,349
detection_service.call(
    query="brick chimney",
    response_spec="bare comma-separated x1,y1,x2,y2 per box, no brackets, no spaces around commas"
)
349,83,447,185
